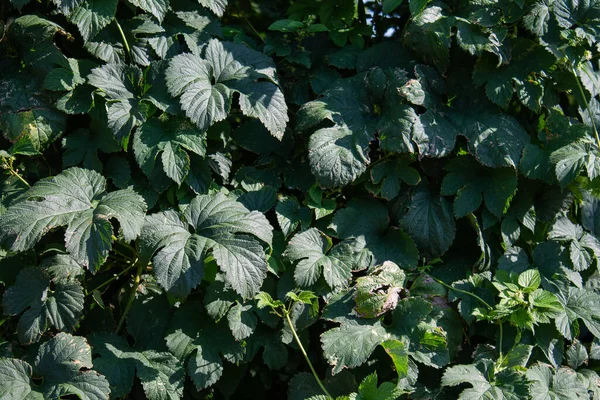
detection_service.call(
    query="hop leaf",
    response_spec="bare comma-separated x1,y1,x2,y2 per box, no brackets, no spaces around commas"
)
0,168,147,272
2,255,84,344
89,333,185,400
165,39,288,138
330,198,418,269
139,192,273,298
285,228,354,290
0,333,110,400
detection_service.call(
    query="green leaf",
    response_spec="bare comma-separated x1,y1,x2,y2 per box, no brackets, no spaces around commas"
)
165,301,243,390
554,0,600,42
331,199,419,269
140,192,272,298
43,58,87,92
3,255,84,344
0,358,34,400
518,269,542,292
442,363,528,400
268,19,304,32
87,63,144,143
69,0,118,42
501,344,533,369
455,21,506,58
566,341,588,369
370,159,420,200
527,363,588,400
549,215,600,271
166,39,288,138
523,1,551,36
356,371,405,399
381,340,409,381
441,157,517,218
89,333,185,400
472,40,554,110
36,333,110,400
398,182,456,258
441,364,489,390
0,168,146,272
404,6,452,73
555,287,600,341
383,0,404,13
128,0,169,22
138,210,202,298
87,63,137,100
299,68,419,186
308,125,370,188
276,196,311,237
62,128,120,171
307,186,337,220
126,293,172,349
400,66,458,158
198,0,228,16
0,73,67,152
285,228,353,289
134,118,206,185
582,191,600,236
388,297,451,369
456,110,530,169
227,303,257,340
550,140,600,187
321,320,390,374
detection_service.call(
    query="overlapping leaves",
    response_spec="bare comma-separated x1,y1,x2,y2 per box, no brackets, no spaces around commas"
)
3,0,600,398
0,168,146,272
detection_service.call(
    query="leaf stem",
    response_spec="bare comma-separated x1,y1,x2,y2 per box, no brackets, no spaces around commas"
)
111,235,137,257
114,19,132,63
2,157,31,187
284,311,333,399
431,276,493,310
9,168,30,187
115,261,145,333
571,64,600,149
242,16,266,44
498,322,504,360
433,276,505,358
86,262,137,297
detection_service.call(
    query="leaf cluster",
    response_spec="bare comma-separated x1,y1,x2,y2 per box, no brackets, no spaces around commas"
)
2,0,600,399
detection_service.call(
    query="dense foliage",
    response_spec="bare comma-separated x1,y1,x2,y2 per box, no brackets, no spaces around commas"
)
1,0,600,398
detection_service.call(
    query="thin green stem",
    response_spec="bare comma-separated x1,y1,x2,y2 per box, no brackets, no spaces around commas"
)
432,276,493,310
571,65,600,149
434,276,504,357
111,235,138,257
3,158,30,187
115,261,145,333
114,19,132,62
9,168,30,187
243,16,266,44
86,262,137,297
284,311,333,399
498,322,504,360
